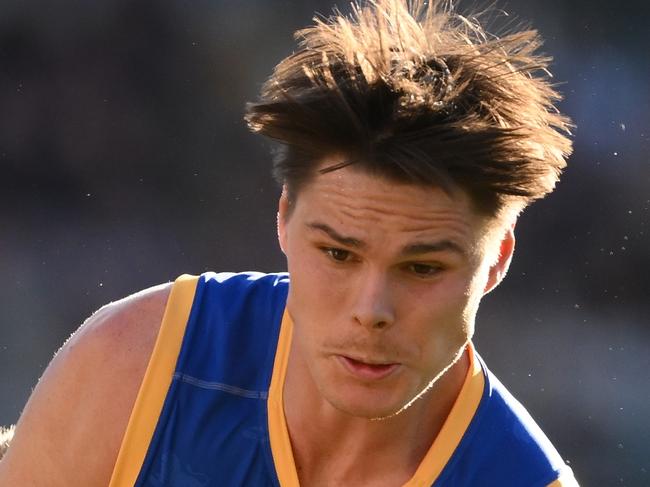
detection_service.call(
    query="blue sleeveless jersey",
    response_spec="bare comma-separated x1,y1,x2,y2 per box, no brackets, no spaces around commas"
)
109,272,578,487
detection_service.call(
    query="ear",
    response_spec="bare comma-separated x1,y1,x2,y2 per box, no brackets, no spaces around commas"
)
277,187,290,255
483,224,516,295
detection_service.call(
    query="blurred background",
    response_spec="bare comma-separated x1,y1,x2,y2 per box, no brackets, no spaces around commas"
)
0,0,648,484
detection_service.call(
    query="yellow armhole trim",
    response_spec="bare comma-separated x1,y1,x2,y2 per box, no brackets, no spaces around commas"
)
267,310,301,487
404,343,485,486
547,468,580,487
108,274,199,487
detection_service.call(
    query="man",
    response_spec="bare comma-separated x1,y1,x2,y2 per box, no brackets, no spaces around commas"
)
0,1,578,485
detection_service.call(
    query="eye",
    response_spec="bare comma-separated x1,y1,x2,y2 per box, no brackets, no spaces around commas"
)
407,263,442,277
323,247,351,262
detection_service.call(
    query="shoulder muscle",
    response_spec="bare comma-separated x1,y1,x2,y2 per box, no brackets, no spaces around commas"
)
0,283,171,487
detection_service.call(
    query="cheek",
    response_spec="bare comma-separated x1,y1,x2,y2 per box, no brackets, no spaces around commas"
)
285,247,345,330
400,276,476,354
287,238,351,295
288,249,328,298
461,265,493,330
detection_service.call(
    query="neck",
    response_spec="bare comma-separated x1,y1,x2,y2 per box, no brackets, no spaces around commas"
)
283,343,470,486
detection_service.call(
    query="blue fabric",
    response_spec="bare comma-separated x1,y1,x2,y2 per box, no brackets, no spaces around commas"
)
135,272,289,487
433,355,569,487
134,271,568,486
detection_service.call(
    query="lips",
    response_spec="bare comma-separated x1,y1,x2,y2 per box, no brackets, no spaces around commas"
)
338,355,400,381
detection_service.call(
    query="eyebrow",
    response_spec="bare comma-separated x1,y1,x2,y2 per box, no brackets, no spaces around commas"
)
306,222,466,257
401,241,466,257
307,222,364,248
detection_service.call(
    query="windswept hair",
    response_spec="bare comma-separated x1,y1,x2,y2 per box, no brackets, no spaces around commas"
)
245,0,572,216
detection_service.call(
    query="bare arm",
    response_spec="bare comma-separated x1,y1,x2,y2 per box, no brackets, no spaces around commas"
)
0,283,171,486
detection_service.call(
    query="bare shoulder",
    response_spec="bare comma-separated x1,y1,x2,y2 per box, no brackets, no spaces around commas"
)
0,282,172,487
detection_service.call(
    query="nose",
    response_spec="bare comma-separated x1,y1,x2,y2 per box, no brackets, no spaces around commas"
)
351,271,395,330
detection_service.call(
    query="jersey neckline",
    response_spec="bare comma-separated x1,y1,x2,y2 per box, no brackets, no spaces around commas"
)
267,309,486,487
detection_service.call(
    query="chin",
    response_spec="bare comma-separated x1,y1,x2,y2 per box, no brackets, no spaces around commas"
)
323,385,413,421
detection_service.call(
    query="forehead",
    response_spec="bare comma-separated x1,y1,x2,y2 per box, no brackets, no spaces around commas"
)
290,162,491,251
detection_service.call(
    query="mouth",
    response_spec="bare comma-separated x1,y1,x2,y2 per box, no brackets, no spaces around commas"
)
338,355,400,381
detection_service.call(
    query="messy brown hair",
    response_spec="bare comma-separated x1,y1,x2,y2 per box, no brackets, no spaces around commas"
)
245,0,572,217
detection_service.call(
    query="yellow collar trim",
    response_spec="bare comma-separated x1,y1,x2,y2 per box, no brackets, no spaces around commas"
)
267,309,300,486
403,342,485,486
267,311,485,487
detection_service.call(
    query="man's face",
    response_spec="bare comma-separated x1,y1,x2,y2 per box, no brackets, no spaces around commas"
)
278,162,513,419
